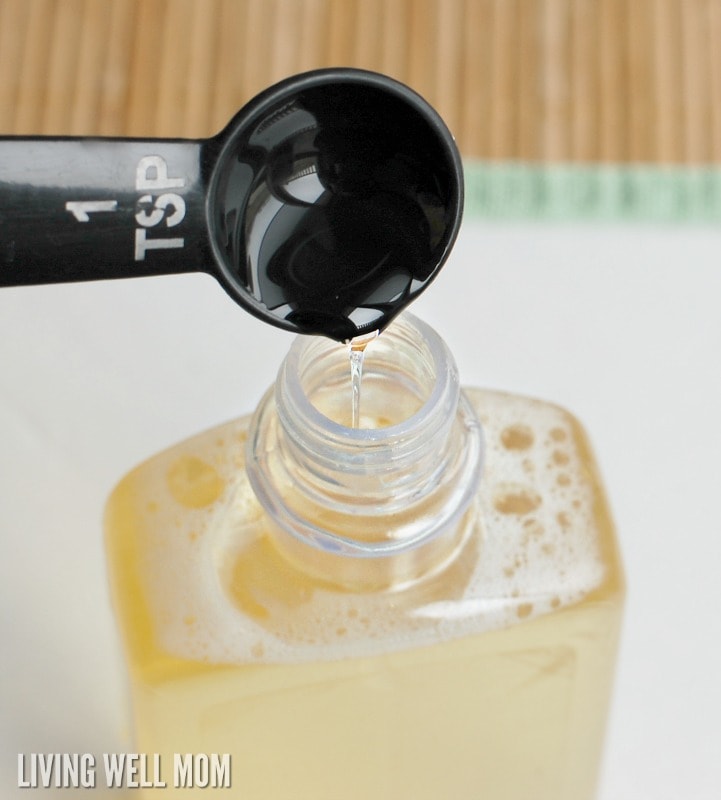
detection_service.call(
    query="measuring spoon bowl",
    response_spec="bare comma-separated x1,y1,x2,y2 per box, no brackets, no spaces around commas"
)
0,68,463,340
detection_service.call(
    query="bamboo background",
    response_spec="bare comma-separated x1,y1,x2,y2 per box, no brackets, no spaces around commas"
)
0,0,720,164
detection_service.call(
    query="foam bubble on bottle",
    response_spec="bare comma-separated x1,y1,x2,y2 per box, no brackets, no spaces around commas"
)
138,391,606,665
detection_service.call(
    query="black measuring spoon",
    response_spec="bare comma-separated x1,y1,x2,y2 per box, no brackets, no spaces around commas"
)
0,68,463,341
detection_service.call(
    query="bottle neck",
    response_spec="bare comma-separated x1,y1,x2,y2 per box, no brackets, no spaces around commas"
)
247,313,484,590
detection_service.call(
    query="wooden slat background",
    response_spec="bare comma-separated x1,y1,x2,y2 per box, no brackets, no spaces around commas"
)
0,0,720,163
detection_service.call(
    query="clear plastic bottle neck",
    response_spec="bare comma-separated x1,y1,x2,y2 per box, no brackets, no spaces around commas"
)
247,313,484,590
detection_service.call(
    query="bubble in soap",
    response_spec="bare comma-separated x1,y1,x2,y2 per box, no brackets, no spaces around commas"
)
557,511,571,528
166,456,225,508
500,424,534,451
493,485,542,515
550,427,567,442
522,517,544,537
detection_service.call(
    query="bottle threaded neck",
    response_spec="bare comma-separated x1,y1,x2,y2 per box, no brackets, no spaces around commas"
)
247,314,484,588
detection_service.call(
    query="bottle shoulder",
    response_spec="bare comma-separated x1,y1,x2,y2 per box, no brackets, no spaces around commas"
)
105,387,623,672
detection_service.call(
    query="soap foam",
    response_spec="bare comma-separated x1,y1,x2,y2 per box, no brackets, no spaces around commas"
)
138,389,605,665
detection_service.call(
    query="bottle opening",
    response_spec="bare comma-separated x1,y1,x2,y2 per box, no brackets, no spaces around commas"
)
288,315,442,430
246,313,484,586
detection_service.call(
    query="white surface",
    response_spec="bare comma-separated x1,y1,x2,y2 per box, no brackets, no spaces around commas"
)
1,220,720,799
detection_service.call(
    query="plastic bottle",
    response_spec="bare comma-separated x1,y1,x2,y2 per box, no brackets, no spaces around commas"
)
105,313,624,799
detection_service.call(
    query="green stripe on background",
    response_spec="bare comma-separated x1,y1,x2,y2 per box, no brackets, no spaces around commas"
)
463,162,721,221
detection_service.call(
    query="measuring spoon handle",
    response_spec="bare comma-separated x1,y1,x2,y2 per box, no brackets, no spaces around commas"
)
0,137,212,287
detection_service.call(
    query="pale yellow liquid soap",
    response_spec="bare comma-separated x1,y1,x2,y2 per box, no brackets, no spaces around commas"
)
105,315,623,800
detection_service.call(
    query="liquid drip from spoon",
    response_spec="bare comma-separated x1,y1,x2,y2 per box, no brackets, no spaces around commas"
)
348,331,379,428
